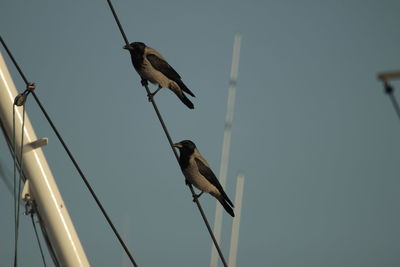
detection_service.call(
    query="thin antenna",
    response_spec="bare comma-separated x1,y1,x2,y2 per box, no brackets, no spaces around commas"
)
210,33,242,267
228,173,245,267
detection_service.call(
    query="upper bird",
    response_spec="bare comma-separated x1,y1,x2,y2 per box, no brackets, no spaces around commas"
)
174,140,235,217
123,42,195,109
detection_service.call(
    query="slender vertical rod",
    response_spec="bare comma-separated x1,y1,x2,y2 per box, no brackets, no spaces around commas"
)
228,173,245,267
211,33,241,267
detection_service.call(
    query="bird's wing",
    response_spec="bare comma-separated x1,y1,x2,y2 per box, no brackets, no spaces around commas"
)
194,158,234,207
146,48,195,97
146,54,182,81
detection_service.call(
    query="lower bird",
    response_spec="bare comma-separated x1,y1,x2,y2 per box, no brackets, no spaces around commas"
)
123,42,195,109
173,140,235,217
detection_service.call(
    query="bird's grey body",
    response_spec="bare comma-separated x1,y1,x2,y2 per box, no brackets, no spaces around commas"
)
137,48,176,89
174,140,235,217
182,149,220,195
124,42,195,109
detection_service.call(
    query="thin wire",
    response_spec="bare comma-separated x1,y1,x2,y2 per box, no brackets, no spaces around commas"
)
3,111,46,267
106,0,129,46
1,36,138,267
0,109,26,193
388,94,400,120
12,102,26,267
146,88,229,267
12,105,18,267
12,106,17,224
105,1,228,266
14,105,26,267
30,91,138,267
30,207,48,267
37,210,61,267
383,82,400,121
0,36,29,85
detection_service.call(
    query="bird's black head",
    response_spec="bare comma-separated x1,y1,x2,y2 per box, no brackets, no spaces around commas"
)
173,140,196,154
123,42,146,54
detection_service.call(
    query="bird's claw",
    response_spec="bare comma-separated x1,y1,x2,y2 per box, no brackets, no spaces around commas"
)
192,192,204,202
147,92,155,102
141,79,148,86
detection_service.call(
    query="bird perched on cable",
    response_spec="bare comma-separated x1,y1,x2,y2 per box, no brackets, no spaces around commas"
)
123,42,195,109
173,140,235,217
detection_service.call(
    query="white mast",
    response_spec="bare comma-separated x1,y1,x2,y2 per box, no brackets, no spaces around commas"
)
228,173,245,267
210,33,242,267
0,52,90,266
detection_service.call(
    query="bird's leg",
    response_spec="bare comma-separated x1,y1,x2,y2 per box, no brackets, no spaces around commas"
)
184,180,204,202
192,191,204,202
141,79,148,86
147,86,162,102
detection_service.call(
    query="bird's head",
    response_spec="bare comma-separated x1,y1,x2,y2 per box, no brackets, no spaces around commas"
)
173,140,196,154
123,42,146,54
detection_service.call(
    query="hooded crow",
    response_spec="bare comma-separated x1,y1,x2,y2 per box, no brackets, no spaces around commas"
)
123,42,195,109
173,140,235,217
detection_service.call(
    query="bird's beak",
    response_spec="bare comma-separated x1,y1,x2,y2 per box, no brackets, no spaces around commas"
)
173,143,182,148
123,44,131,50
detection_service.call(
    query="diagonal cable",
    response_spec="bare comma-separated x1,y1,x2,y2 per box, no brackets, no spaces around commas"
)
29,204,48,267
384,82,400,121
13,103,26,267
0,36,29,85
0,35,138,267
388,94,400,120
105,1,228,266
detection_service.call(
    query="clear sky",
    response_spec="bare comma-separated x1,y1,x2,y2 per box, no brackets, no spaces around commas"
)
1,1,400,266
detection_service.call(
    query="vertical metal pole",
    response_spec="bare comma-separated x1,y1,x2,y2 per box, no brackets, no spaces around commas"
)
210,33,241,267
228,173,245,267
0,52,90,266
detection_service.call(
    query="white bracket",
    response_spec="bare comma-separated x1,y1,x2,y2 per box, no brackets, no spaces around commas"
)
24,137,48,153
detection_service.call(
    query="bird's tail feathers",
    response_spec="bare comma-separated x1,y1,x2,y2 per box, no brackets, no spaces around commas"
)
217,196,235,217
179,93,194,109
178,80,195,97
221,190,234,208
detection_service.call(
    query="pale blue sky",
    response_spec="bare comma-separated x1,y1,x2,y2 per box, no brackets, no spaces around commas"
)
1,1,400,266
